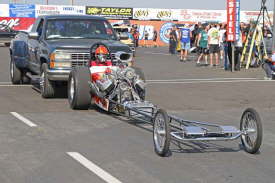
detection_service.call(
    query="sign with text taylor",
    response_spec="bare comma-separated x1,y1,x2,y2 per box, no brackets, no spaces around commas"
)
86,6,133,19
227,0,236,42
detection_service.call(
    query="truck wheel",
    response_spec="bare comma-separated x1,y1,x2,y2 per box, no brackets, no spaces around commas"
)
240,108,263,154
40,63,55,98
153,109,171,157
10,56,22,84
68,67,91,110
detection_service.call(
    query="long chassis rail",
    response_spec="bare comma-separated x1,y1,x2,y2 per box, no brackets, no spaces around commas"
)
110,100,245,143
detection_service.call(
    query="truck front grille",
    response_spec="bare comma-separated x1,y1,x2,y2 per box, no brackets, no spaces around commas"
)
70,53,90,67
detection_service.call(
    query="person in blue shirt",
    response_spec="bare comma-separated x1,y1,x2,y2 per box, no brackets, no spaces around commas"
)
179,24,192,62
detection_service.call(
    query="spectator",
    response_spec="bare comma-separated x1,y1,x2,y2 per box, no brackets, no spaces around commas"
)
197,26,209,65
219,24,226,61
153,30,158,47
133,29,139,48
180,24,192,61
144,30,149,47
227,28,243,71
169,26,177,54
263,32,273,79
223,25,229,70
208,24,220,66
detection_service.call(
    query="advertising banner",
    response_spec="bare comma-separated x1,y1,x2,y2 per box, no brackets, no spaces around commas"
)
9,4,35,18
178,9,226,22
235,0,240,41
86,6,133,19
36,5,85,17
227,0,236,42
110,19,184,46
133,8,179,21
0,4,9,17
0,17,35,31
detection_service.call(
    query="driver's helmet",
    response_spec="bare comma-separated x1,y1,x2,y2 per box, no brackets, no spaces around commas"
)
95,45,109,63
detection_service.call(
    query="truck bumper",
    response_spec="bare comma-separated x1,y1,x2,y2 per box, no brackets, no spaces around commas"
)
47,69,71,81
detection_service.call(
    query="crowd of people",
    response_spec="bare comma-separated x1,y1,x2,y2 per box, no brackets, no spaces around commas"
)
128,22,273,78
168,22,273,73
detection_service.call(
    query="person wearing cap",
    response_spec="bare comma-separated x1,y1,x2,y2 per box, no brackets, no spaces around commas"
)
179,24,192,61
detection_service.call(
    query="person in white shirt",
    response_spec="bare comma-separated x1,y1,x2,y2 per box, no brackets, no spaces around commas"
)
208,24,220,67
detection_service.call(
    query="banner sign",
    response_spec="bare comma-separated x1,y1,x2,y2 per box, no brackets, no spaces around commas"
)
178,9,226,22
227,0,236,42
0,17,35,31
133,8,179,21
36,5,85,17
9,4,35,18
235,0,240,41
0,4,9,17
86,6,133,19
159,22,175,44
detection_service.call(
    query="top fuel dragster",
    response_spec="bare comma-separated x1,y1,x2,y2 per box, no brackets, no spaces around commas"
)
68,42,263,157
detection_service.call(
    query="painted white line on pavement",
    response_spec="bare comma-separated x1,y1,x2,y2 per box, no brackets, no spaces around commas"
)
10,112,37,127
67,152,122,183
147,77,259,82
144,52,171,56
147,80,272,84
0,85,30,87
144,51,198,57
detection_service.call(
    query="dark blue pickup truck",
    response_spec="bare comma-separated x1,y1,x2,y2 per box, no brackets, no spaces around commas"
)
10,15,132,98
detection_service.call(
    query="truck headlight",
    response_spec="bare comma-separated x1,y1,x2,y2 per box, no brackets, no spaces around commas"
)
54,52,71,61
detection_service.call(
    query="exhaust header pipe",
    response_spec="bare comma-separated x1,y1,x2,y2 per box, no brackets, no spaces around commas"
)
115,51,133,62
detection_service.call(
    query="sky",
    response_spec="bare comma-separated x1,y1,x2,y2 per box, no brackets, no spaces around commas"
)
2,0,274,11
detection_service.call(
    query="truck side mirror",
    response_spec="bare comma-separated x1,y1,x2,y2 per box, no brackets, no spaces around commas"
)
28,32,39,40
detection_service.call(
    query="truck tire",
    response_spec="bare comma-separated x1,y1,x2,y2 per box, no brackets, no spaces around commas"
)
68,67,91,110
40,63,55,98
10,56,22,84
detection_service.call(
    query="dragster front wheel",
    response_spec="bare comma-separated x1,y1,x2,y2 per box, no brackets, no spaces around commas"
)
240,108,263,154
153,109,171,157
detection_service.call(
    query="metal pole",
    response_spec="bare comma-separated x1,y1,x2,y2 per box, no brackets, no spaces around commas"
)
232,42,235,72
46,0,48,5
71,0,74,5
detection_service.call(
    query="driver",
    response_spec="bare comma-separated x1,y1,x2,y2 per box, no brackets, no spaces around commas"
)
90,45,112,67
90,45,115,98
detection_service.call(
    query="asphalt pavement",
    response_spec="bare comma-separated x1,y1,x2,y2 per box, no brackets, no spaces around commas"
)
0,45,275,183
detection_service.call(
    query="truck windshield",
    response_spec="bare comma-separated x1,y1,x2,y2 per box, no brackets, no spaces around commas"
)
45,19,117,40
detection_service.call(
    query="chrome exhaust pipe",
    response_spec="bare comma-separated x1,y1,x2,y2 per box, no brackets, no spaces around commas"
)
115,51,133,62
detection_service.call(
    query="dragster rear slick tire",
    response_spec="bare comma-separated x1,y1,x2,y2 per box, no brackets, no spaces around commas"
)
68,67,91,110
240,108,263,154
153,109,171,157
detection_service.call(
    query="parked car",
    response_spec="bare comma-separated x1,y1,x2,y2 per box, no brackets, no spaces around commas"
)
113,25,136,56
10,15,133,98
0,24,18,46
